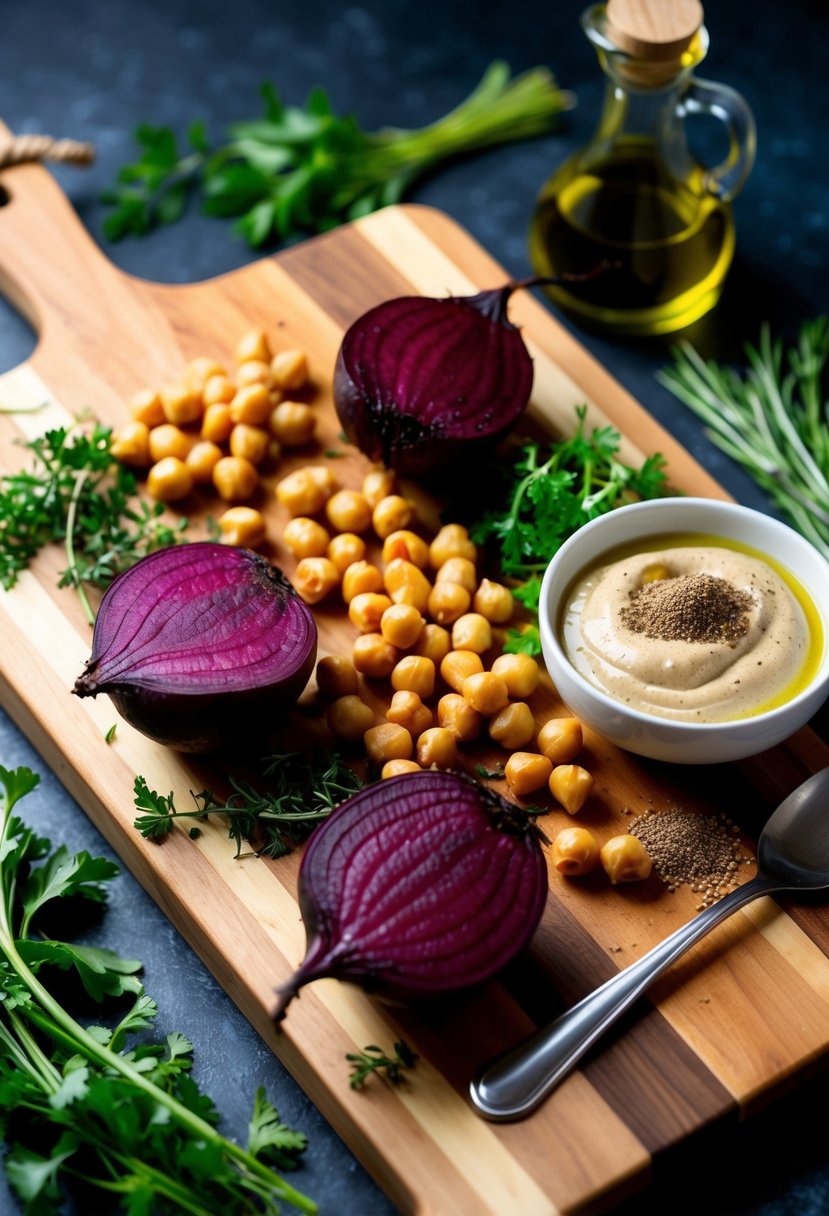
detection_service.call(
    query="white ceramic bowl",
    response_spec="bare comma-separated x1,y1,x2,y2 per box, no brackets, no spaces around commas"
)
538,497,829,764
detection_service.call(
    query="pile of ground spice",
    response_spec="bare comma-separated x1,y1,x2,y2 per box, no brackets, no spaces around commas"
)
620,573,753,645
629,806,754,908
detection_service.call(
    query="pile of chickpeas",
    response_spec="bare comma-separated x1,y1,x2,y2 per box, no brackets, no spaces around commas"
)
111,329,313,548
111,328,653,889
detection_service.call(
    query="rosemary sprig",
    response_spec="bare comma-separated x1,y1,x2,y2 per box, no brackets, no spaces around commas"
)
346,1041,419,1090
657,318,829,559
0,422,187,624
134,750,364,858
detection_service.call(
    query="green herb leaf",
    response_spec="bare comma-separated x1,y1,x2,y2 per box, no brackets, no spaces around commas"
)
346,1040,419,1090
247,1087,308,1168
103,62,573,247
465,405,669,651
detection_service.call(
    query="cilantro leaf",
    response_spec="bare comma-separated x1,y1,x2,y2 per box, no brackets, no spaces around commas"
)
247,1087,308,1169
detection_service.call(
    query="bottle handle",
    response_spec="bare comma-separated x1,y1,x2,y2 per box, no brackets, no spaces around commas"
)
679,77,756,202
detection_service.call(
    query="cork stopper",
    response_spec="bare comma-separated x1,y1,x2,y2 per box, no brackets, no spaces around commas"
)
605,0,704,84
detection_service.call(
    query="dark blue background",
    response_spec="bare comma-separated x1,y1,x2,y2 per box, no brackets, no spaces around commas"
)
1,2,828,1213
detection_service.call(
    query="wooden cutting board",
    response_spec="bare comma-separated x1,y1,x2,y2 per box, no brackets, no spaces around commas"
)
3,145,829,1216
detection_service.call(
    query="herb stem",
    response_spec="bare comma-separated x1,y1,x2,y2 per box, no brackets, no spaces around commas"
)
65,467,97,626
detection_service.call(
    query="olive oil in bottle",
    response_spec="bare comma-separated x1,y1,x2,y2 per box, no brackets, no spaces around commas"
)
530,0,755,336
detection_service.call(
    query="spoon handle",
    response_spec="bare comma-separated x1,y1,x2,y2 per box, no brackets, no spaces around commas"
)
470,872,783,1121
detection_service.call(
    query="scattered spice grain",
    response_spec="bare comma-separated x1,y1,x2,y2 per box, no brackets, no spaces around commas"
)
620,573,753,645
629,806,753,908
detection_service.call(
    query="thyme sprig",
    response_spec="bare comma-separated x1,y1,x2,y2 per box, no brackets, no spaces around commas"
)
658,318,829,559
0,421,187,624
346,1041,419,1090
134,750,364,859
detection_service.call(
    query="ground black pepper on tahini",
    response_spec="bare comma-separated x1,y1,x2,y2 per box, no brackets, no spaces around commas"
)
620,573,753,645
629,807,754,908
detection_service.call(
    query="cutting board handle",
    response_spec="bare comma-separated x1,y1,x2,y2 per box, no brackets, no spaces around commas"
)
0,119,129,355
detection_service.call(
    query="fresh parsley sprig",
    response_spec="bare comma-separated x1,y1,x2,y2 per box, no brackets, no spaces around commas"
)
102,62,574,247
468,406,669,655
134,749,364,858
0,763,316,1215
0,421,187,624
346,1041,418,1091
658,318,829,559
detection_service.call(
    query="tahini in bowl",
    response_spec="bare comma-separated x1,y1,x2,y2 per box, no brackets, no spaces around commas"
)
538,498,829,764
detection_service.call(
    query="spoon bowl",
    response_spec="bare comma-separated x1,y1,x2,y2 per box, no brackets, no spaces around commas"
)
470,766,829,1122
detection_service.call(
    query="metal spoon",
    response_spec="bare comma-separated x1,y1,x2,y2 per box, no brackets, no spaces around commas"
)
470,765,829,1122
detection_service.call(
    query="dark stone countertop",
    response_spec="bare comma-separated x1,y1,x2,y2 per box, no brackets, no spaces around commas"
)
1,1,828,1213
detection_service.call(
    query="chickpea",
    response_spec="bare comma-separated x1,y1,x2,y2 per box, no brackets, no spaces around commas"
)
429,522,476,569
270,349,308,391
235,328,272,365
504,752,553,797
213,455,259,501
461,671,509,717
362,467,397,509
229,423,270,465
327,532,366,573
130,388,165,428
416,727,457,769
269,400,316,447
427,581,471,625
488,702,536,750
342,560,384,603
364,723,414,767
275,467,328,517
451,613,493,655
202,374,236,407
436,693,483,743
372,494,416,539
412,623,452,665
491,653,540,700
306,465,340,500
293,557,340,605
381,758,422,779
352,633,399,679
552,827,601,877
160,383,202,425
201,402,234,444
381,529,430,569
348,592,393,633
184,357,226,392
283,517,331,560
600,835,653,885
380,603,425,649
148,423,194,464
326,694,374,742
435,556,477,594
391,655,435,699
146,457,194,502
185,440,224,484
549,764,594,815
235,358,272,388
316,655,359,699
383,558,431,613
537,718,583,765
440,649,484,693
111,420,151,467
386,690,432,738
230,384,272,426
473,578,515,624
325,489,372,534
217,506,266,548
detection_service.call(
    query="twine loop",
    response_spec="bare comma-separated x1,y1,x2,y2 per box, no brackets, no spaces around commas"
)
0,132,95,171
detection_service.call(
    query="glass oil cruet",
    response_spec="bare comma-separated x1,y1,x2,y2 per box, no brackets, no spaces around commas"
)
529,0,756,336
